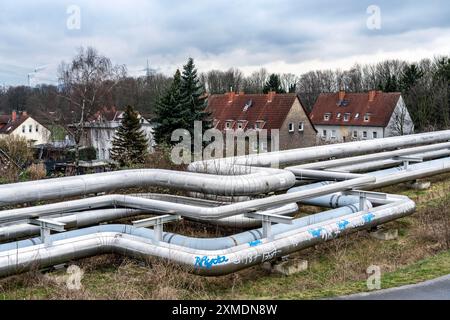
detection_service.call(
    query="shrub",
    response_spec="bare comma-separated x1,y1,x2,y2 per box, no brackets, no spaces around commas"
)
25,163,47,181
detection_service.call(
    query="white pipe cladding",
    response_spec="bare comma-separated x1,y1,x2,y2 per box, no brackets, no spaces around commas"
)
0,198,415,277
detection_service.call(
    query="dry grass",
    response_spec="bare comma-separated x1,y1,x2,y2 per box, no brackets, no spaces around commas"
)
25,163,47,181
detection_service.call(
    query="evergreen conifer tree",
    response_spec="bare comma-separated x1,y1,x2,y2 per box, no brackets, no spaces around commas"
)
153,69,185,145
179,58,211,135
263,74,286,93
110,105,149,166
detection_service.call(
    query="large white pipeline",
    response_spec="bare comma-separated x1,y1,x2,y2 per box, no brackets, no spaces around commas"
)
0,130,450,277
0,196,414,277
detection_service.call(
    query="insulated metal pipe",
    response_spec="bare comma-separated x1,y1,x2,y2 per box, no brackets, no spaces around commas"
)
189,131,450,169
331,149,450,173
0,167,296,206
0,203,299,242
286,141,450,170
0,176,375,223
0,204,358,252
0,197,415,277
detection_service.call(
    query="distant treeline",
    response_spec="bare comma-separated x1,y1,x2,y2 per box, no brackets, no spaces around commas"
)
1,55,449,132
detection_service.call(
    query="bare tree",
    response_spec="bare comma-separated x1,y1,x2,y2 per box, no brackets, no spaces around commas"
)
389,102,414,136
57,46,126,170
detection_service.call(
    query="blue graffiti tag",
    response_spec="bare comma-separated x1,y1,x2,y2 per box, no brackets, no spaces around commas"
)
337,220,350,230
248,240,262,247
194,255,229,269
362,213,376,223
308,227,325,238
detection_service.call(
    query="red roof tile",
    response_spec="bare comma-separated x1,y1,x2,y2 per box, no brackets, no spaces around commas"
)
207,92,314,132
310,91,401,127
0,115,29,134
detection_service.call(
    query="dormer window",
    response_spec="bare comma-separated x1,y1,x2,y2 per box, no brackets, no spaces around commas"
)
364,114,370,122
324,113,331,121
255,121,264,130
343,113,350,122
225,121,233,129
237,122,244,130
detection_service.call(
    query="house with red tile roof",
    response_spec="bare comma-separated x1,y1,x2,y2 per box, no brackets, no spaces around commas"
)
0,111,51,145
207,91,317,151
309,90,414,142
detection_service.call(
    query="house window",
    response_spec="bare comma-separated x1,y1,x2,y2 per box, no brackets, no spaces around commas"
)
337,113,341,119
364,114,370,122
261,141,267,152
363,131,368,139
331,130,336,138
355,113,360,119
298,122,304,131
288,123,294,132
29,125,32,133
373,132,378,139
343,114,350,122
322,130,327,138
324,114,331,121
36,125,39,132
252,141,259,152
352,131,358,138
22,125,25,133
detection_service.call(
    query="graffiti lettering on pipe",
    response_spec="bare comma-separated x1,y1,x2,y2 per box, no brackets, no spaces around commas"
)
363,213,376,223
262,248,280,262
308,227,326,238
233,252,259,265
194,255,229,269
337,220,350,230
248,240,262,247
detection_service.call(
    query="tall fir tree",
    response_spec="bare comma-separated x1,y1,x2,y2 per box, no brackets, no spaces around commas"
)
153,69,185,145
179,58,211,135
263,74,286,94
110,105,149,167
400,64,424,92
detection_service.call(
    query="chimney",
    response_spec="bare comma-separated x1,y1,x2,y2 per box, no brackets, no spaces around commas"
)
21,111,28,117
227,91,236,103
267,91,276,103
11,111,17,122
368,90,376,102
338,90,346,101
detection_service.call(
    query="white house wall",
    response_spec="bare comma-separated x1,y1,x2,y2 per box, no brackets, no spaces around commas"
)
87,121,155,161
4,117,51,145
315,124,385,143
385,97,415,136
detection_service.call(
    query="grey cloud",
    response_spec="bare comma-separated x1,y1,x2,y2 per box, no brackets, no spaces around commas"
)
0,0,449,85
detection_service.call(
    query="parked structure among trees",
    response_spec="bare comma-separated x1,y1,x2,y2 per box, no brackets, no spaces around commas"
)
309,90,414,142
110,105,150,166
83,106,154,161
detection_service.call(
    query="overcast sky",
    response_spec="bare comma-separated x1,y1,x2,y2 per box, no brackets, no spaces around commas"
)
0,0,449,86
